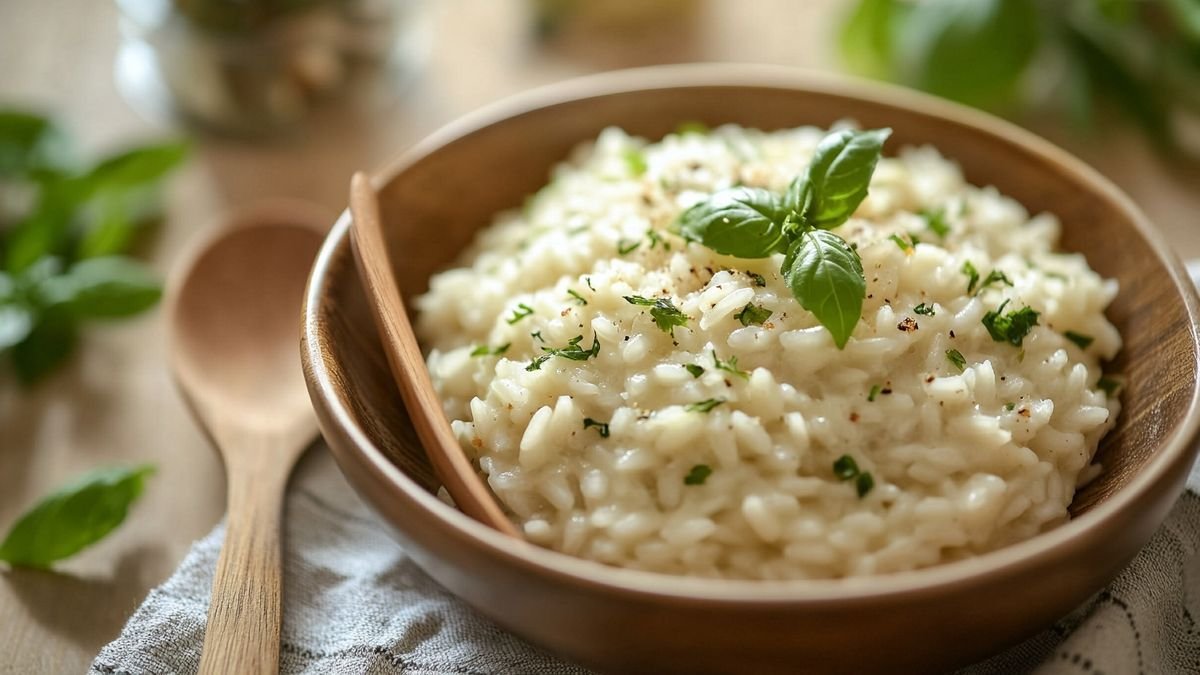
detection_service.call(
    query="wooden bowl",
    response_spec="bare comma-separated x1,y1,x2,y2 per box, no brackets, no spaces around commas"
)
301,64,1200,674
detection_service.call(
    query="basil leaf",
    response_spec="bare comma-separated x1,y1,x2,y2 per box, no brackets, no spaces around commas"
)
0,111,71,177
0,303,34,350
791,128,891,230
839,0,904,79
11,310,77,384
40,257,161,319
0,464,154,568
895,0,1040,107
624,295,689,335
85,142,189,192
679,187,787,258
783,229,866,349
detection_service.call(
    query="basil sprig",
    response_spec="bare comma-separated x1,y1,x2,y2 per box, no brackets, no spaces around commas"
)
680,128,891,348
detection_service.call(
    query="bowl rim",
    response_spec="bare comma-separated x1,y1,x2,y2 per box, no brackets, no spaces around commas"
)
303,63,1200,605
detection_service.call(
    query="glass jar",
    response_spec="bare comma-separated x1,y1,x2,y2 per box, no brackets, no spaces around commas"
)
115,0,432,136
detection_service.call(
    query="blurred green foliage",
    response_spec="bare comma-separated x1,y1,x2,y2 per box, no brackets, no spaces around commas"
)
840,0,1200,151
0,110,186,384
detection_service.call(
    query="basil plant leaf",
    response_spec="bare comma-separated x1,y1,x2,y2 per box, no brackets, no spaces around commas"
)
793,128,892,230
679,186,787,258
0,464,155,568
40,256,162,319
895,0,1040,107
11,310,77,384
839,0,905,79
84,141,189,192
0,110,72,177
783,229,866,349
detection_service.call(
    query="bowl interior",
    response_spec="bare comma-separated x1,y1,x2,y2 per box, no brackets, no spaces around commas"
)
316,73,1197,528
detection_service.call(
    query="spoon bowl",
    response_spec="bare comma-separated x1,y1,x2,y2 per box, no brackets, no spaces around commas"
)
168,201,327,675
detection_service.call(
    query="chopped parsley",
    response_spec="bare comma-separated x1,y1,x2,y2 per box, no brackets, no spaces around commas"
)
832,454,874,498
583,418,610,438
976,269,1013,295
749,272,767,287
585,276,595,291
913,302,936,316
1064,330,1094,350
981,301,1040,347
1005,401,1016,411
470,343,510,357
525,355,550,371
888,233,915,253
530,330,545,343
541,332,601,362
735,303,773,326
617,238,641,255
622,148,647,176
683,464,713,485
868,384,881,402
684,364,705,378
1097,377,1121,396
646,229,669,250
712,350,749,380
566,289,588,306
946,348,966,372
685,398,725,413
961,260,980,294
506,303,534,324
922,207,950,238
624,295,689,335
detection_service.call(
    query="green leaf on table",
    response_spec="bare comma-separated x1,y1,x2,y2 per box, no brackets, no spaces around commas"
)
786,128,891,230
679,187,788,258
894,0,1040,107
783,229,866,349
0,464,155,568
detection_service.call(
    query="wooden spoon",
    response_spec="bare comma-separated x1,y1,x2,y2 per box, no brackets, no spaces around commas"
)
348,172,519,537
168,202,327,675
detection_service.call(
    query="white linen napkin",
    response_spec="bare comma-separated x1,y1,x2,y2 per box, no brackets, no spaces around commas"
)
89,443,1199,675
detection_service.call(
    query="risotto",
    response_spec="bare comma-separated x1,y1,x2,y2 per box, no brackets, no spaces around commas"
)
414,123,1121,580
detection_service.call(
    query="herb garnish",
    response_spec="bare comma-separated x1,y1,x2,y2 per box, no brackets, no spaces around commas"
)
685,398,725,413
832,454,874,498
735,302,772,326
913,302,935,316
961,260,980,294
530,330,544,343
526,355,550,371
566,289,587,306
684,363,705,378
1064,330,1094,350
676,121,710,136
679,128,891,348
470,343,510,357
0,464,154,567
1097,377,1121,396
946,348,966,372
922,207,950,238
624,295,689,335
683,464,713,485
646,229,668,251
868,384,881,401
976,269,1013,295
981,300,1040,347
749,272,767,287
1005,402,1016,411
622,148,647,176
712,349,749,380
888,233,915,253
617,238,640,255
583,418,610,438
506,302,534,324
542,332,600,361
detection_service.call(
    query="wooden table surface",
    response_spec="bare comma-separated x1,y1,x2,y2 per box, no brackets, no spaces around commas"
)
2,1,1198,673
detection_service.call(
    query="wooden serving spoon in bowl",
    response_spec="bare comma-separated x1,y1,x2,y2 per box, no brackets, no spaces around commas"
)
348,172,519,537
168,202,328,674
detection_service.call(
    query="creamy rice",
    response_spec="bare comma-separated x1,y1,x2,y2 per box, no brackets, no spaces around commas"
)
414,124,1121,580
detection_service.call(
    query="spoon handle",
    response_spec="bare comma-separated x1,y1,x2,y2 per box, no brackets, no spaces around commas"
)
199,454,289,675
